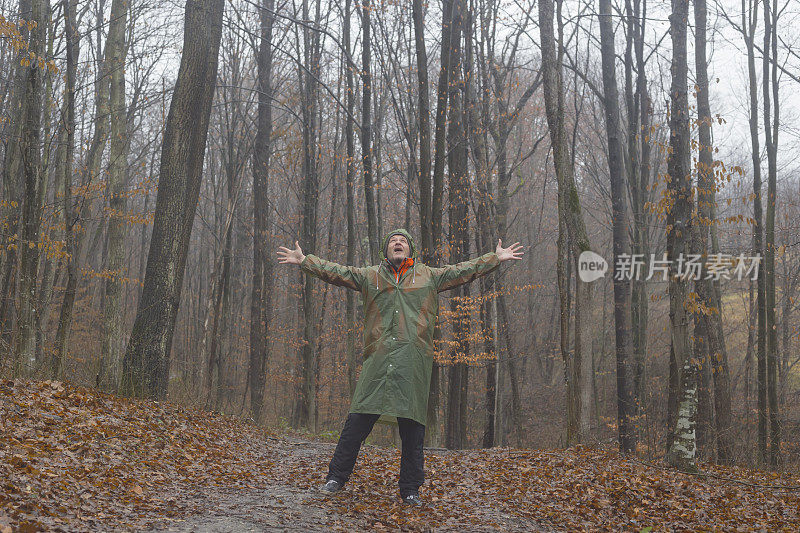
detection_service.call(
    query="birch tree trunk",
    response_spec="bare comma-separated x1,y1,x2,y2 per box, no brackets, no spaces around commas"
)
665,0,697,472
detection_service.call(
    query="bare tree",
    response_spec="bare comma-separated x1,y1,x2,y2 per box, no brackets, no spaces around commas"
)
121,0,225,398
692,0,732,464
98,0,130,391
539,0,595,445
294,0,323,430
249,0,277,423
762,0,780,467
598,0,635,454
12,0,48,375
665,0,696,472
51,0,78,378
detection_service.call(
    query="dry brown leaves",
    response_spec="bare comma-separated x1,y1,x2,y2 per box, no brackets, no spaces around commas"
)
2,379,800,532
1,379,275,531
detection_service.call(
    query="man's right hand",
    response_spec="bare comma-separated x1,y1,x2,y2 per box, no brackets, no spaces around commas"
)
277,241,305,265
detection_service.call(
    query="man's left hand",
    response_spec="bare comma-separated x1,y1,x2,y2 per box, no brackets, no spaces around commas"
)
496,239,524,262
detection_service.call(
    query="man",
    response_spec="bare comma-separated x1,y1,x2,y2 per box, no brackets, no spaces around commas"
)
277,229,523,505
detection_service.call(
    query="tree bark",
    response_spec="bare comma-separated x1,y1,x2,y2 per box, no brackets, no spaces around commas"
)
538,0,594,445
598,0,636,454
294,0,323,430
739,0,768,465
344,0,357,398
361,0,378,261
12,0,48,376
626,0,650,427
121,0,225,398
425,0,456,447
430,0,454,263
411,0,432,261
0,0,32,351
665,0,696,472
98,0,129,391
693,0,732,464
51,0,78,378
249,0,275,423
444,0,469,450
762,0,780,467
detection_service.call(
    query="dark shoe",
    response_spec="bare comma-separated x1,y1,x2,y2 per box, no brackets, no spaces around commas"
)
320,479,342,493
402,494,422,506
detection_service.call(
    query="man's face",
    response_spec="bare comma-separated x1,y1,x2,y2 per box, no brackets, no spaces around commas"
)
387,234,410,263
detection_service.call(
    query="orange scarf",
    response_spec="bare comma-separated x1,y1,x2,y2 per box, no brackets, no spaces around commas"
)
388,257,414,283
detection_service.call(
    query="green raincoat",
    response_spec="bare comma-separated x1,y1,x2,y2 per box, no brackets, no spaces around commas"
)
300,229,500,426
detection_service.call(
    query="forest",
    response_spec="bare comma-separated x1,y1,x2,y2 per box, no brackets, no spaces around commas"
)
2,0,800,481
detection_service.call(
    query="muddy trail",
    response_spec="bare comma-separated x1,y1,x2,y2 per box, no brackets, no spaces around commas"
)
143,436,541,533
3,380,800,531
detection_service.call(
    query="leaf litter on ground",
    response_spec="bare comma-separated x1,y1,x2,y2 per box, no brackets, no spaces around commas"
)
2,379,800,532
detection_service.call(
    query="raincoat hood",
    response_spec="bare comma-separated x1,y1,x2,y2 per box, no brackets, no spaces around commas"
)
381,229,417,261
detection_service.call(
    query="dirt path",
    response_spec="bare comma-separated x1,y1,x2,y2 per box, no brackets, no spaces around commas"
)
144,436,549,533
144,437,368,533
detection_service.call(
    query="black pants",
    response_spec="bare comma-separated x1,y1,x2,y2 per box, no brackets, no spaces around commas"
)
326,413,425,497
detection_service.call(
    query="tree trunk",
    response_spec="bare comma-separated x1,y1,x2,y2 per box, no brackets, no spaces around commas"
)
444,0,469,450
762,0,780,467
693,0,732,464
98,0,129,391
13,0,48,376
740,0,768,465
599,0,636,454
0,0,32,353
249,0,275,424
625,0,651,430
425,0,456,447
462,4,497,449
50,0,78,378
294,0,322,430
538,0,594,445
665,0,696,472
344,0,357,398
120,0,225,398
361,0,378,261
52,0,114,372
411,0,432,261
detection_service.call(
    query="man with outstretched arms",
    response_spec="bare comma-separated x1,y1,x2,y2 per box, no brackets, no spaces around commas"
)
278,229,523,505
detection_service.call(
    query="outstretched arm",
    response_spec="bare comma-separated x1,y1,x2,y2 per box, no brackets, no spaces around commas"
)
432,239,524,292
277,241,366,291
